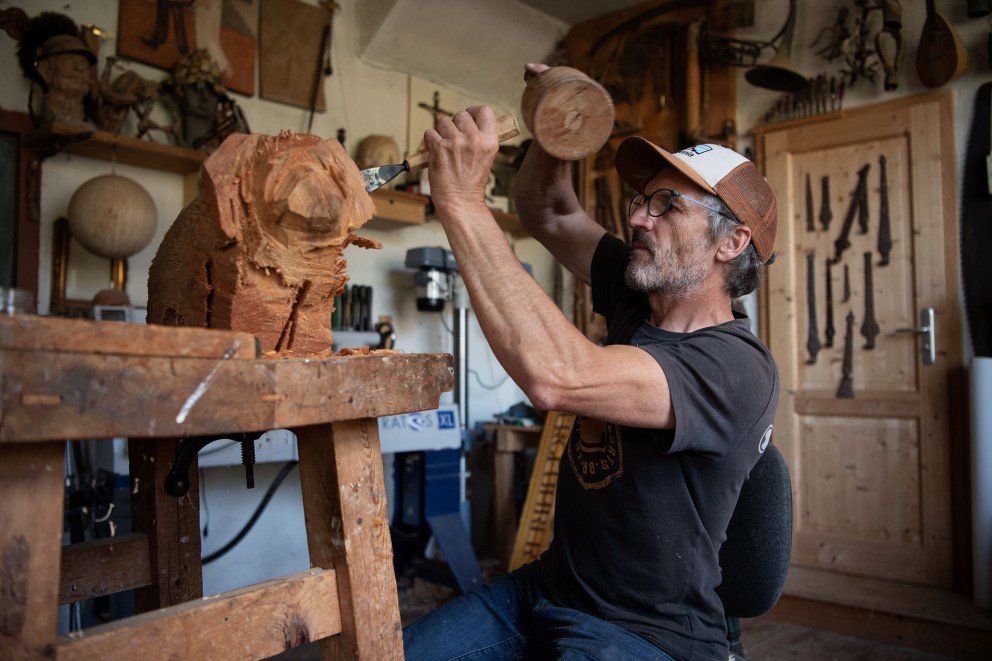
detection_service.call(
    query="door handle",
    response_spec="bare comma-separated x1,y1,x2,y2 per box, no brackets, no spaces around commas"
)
894,307,935,365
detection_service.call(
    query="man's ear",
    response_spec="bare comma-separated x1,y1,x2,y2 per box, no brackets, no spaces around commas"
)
716,225,751,262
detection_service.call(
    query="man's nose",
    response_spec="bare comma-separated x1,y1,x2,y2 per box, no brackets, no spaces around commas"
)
628,205,653,230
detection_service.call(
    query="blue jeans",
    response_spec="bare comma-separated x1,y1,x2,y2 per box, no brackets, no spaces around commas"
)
402,561,676,661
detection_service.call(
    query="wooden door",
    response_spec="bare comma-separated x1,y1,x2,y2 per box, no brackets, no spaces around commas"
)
756,92,963,588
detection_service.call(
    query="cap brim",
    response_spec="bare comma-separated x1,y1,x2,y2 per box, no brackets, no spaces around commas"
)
615,137,714,196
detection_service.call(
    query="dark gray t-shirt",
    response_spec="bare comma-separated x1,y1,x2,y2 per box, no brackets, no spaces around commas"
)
542,234,780,661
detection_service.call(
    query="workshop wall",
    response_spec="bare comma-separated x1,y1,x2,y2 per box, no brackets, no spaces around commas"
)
734,0,989,283
0,0,540,429
1,0,545,595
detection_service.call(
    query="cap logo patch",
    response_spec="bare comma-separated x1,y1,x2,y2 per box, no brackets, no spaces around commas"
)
677,145,713,158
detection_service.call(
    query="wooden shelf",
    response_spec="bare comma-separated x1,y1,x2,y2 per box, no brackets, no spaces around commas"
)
367,188,429,229
28,121,205,174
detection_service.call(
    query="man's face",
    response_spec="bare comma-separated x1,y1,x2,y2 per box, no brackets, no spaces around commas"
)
624,170,716,299
43,52,91,95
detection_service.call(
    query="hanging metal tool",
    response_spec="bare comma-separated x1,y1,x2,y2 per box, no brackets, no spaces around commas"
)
307,1,339,133
837,310,856,398
877,154,893,265
825,258,836,347
806,253,821,364
843,264,851,302
820,175,833,230
861,252,880,348
806,173,816,232
857,169,870,234
831,163,871,264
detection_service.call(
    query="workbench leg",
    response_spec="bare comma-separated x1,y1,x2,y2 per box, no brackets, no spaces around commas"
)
128,438,202,612
297,420,403,660
493,448,517,570
0,442,65,660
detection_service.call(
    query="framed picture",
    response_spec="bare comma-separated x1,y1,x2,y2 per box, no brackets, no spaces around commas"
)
258,0,329,111
117,0,258,96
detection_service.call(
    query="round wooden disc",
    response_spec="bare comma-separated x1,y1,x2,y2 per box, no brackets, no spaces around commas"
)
522,67,615,161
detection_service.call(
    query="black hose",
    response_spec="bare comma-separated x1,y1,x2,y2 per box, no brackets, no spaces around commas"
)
201,461,299,565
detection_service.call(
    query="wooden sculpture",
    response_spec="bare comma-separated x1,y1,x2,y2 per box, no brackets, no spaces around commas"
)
147,131,380,355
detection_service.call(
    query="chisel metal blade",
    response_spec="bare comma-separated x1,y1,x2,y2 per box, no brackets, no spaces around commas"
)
360,113,520,194
361,163,409,193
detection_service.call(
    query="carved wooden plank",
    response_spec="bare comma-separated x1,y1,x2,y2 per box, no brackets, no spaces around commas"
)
0,351,453,443
129,438,202,612
60,534,151,604
0,442,65,660
297,421,403,659
509,412,575,571
58,569,341,661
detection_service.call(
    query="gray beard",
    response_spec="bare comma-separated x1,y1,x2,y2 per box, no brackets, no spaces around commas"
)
624,232,707,300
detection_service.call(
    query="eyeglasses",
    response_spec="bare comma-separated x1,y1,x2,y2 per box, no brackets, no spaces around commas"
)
628,188,735,221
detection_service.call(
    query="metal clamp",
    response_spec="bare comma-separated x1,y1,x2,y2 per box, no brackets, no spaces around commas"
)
894,307,935,365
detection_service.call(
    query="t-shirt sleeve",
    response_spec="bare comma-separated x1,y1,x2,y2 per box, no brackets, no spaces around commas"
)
640,329,779,459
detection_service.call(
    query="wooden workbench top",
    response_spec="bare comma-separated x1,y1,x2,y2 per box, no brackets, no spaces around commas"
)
0,315,453,443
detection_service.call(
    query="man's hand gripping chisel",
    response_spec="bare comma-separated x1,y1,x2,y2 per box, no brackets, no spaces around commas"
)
360,114,520,193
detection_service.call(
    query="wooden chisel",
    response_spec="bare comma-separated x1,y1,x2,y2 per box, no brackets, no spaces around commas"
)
361,114,520,193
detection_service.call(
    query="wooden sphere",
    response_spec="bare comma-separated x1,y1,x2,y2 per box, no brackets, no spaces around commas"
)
521,66,615,161
67,175,158,259
356,135,400,170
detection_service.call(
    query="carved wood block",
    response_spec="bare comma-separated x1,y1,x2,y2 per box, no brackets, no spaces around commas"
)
148,132,380,355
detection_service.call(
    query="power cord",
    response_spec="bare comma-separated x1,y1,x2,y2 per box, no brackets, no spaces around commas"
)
201,461,299,565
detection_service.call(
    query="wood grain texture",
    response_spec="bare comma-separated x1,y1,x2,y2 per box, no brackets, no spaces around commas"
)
757,92,962,591
147,131,379,356
58,569,341,661
509,412,574,571
128,438,203,612
0,314,256,359
60,534,151,604
0,443,65,660
521,66,614,161
297,421,403,659
0,343,453,443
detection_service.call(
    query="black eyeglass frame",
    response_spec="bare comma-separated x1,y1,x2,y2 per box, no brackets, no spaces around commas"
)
628,188,737,222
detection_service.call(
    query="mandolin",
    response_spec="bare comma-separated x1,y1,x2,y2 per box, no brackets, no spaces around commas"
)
917,0,970,87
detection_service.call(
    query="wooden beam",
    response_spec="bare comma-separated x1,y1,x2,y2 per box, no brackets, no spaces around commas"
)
129,438,202,612
0,442,65,660
297,421,403,659
59,534,151,605
58,569,341,661
0,315,258,359
1,348,454,443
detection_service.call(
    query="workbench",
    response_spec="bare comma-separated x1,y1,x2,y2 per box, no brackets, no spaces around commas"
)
0,314,453,660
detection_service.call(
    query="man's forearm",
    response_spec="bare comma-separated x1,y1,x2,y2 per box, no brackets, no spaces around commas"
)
514,141,583,231
433,199,590,410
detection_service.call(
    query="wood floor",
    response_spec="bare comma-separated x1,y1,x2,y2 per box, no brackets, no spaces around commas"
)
274,595,961,660
739,617,957,660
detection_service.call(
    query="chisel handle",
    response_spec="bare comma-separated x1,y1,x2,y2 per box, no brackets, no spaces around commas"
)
406,114,520,171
